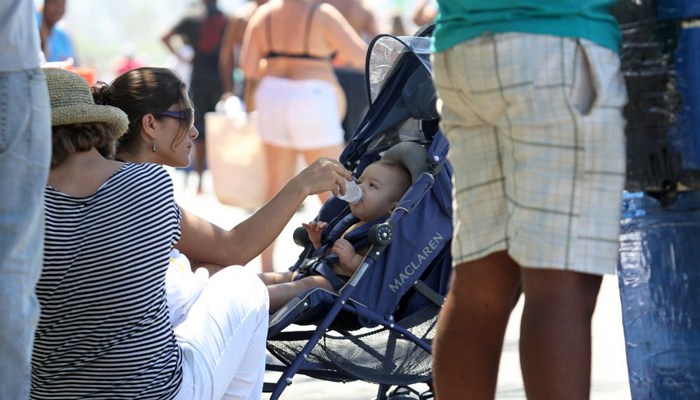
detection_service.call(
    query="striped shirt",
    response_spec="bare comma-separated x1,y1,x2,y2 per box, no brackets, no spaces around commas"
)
32,163,183,399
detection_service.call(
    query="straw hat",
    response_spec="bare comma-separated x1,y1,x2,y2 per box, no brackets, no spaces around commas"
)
44,68,129,138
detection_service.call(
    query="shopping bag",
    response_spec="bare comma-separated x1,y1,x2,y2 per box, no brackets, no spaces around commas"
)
205,110,268,210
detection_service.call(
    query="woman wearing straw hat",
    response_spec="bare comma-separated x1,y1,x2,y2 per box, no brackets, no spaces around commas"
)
32,68,345,399
92,66,353,274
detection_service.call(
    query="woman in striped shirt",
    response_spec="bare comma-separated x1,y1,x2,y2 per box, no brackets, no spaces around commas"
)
33,68,349,400
93,67,353,276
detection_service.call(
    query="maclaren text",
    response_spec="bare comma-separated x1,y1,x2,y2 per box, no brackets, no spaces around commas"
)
389,232,444,293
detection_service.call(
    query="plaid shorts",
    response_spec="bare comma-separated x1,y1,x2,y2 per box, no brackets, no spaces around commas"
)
433,33,627,275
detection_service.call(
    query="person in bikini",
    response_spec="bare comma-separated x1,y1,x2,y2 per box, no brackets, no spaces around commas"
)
240,0,368,273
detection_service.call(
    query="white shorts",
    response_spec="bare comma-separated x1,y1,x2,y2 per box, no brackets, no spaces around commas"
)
256,76,345,150
433,33,627,275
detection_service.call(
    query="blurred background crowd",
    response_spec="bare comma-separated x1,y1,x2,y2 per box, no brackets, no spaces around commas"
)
35,0,436,84
34,0,438,275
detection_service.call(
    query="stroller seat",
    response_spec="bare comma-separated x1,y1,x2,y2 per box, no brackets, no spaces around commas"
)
266,138,452,395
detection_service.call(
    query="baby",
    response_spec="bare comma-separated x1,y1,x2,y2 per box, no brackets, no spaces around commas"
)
259,160,412,312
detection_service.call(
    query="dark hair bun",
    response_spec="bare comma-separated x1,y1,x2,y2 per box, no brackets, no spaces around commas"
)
91,81,113,106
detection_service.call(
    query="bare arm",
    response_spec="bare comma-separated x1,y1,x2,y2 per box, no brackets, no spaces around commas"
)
412,0,438,27
331,238,364,275
175,158,352,267
240,6,266,80
162,29,183,60
219,16,238,96
39,16,51,56
302,221,328,249
359,3,381,40
321,4,368,70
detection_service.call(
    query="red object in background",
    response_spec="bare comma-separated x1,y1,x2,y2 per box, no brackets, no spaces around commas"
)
42,59,96,86
115,57,145,75
68,66,95,85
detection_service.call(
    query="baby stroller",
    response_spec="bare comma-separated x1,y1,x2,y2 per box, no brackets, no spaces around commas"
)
264,25,453,400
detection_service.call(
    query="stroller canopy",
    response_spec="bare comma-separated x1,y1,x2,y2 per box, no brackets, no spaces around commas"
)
342,34,440,167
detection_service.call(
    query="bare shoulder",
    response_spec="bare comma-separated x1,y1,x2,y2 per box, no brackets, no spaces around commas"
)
246,2,271,31
235,1,259,20
316,2,347,26
359,0,374,17
250,2,273,21
317,2,342,17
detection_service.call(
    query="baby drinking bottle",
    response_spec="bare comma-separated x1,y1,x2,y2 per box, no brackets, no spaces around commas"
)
337,179,363,204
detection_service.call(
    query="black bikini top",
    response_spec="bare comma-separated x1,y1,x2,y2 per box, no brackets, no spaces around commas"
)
264,3,336,61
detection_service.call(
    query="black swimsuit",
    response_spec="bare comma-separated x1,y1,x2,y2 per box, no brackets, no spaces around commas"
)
264,3,336,61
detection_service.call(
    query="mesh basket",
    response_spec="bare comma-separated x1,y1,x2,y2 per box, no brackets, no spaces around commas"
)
267,304,439,385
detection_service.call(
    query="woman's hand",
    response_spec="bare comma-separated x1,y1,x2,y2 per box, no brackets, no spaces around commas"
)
301,221,327,249
291,157,353,198
176,159,350,268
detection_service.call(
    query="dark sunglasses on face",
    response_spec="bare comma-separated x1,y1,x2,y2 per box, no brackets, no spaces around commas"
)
155,108,195,122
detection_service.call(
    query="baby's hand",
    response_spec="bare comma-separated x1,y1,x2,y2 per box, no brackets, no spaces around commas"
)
331,238,355,267
302,221,327,249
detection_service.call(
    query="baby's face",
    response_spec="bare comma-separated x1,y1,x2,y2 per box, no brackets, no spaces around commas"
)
349,164,400,221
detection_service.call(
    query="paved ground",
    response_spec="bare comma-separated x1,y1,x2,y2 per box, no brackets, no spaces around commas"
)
172,170,633,400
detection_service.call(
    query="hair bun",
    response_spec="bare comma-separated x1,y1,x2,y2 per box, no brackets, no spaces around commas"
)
91,81,113,106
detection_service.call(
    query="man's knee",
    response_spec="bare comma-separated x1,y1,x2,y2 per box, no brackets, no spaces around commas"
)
450,252,521,313
521,268,602,316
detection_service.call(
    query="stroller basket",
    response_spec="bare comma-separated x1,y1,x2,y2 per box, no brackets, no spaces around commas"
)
267,304,440,386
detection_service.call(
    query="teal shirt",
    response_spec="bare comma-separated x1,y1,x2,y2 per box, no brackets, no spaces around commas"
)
432,0,621,53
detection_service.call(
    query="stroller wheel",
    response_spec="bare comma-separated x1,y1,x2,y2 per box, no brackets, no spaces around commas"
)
375,385,421,400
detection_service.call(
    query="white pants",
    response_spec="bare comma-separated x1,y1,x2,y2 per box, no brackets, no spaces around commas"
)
173,266,269,400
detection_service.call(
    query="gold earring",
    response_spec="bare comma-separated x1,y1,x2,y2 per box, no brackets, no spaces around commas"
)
152,141,156,153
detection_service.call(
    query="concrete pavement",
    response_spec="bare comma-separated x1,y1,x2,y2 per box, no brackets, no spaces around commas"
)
171,169,632,400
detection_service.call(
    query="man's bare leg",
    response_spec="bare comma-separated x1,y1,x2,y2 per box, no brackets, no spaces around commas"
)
519,268,602,400
433,251,521,400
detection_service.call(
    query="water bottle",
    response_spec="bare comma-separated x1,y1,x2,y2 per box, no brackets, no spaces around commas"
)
337,179,363,204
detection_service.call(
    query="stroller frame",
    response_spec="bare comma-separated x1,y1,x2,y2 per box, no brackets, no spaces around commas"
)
264,25,449,400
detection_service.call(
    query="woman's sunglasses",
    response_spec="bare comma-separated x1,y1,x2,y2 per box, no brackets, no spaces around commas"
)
156,108,195,122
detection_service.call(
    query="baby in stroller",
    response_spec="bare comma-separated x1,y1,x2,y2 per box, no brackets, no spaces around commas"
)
259,159,412,312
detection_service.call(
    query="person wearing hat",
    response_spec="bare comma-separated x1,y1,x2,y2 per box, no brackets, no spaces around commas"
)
92,66,354,279
33,68,271,400
0,1,51,398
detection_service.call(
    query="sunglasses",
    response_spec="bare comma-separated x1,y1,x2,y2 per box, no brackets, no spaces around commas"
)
155,108,195,122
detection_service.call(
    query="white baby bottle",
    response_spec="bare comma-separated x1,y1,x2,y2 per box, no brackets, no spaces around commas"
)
337,179,363,204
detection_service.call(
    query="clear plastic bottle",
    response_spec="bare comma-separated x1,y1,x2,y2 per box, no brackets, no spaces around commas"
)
337,179,363,204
